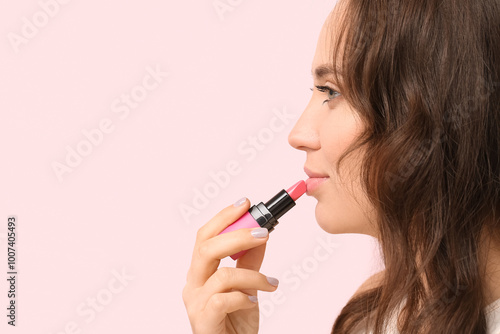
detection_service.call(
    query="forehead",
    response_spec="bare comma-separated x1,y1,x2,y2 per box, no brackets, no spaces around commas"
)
311,1,345,77
312,23,332,70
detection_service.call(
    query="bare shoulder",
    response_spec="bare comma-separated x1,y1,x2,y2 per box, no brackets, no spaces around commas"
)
353,270,385,297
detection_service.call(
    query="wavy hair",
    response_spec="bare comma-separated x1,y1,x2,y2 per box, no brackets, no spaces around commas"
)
326,0,500,333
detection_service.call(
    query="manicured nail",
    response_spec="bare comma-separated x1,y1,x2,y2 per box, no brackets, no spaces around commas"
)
251,227,268,238
248,295,258,303
233,197,247,207
266,276,279,286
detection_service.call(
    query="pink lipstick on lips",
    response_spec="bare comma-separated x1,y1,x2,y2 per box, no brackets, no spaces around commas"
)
218,180,306,260
304,167,329,195
305,177,329,194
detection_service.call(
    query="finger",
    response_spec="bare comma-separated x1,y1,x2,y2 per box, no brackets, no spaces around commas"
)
201,267,278,301
188,227,269,287
195,198,251,243
186,199,251,288
204,291,258,322
236,242,267,271
235,244,268,298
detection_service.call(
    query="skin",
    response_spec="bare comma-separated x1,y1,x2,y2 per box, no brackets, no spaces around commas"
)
183,3,500,333
288,4,500,309
287,10,378,238
479,227,500,306
182,11,376,333
182,198,276,334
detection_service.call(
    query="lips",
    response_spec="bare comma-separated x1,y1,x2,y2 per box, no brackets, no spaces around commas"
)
304,166,329,195
304,166,329,179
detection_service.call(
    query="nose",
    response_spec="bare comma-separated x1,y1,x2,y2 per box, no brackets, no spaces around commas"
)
288,102,321,151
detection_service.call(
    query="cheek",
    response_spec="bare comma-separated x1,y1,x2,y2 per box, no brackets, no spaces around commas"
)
315,109,374,235
320,117,361,173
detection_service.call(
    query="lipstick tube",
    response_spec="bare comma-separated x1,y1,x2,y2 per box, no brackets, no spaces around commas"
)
218,180,306,260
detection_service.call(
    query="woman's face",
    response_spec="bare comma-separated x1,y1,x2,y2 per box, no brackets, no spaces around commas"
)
288,14,378,238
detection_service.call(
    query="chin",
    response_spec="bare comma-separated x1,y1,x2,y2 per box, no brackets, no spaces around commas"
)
314,202,348,234
314,201,375,236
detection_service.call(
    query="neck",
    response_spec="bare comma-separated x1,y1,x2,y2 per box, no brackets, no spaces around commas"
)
480,225,500,306
479,222,500,306
414,222,500,308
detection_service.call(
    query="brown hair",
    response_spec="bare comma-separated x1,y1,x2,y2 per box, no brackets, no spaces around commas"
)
325,0,500,333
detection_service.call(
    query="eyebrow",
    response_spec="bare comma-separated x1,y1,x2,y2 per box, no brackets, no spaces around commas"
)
311,64,343,80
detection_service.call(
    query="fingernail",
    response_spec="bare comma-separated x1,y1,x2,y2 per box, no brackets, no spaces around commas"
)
251,227,268,238
248,295,258,303
233,197,247,207
266,276,279,286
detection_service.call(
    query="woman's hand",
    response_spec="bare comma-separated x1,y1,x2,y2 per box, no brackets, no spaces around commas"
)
182,198,279,334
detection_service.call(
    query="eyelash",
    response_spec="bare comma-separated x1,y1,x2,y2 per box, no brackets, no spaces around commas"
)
310,85,341,105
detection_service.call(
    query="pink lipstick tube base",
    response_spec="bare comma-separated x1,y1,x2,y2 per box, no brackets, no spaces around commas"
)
218,180,306,260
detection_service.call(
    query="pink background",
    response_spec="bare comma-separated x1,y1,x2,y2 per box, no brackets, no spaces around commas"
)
1,0,383,333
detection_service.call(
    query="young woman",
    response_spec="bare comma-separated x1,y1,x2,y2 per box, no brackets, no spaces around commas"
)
182,0,500,333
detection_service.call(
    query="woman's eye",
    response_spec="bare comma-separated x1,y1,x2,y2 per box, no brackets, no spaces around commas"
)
310,85,341,105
